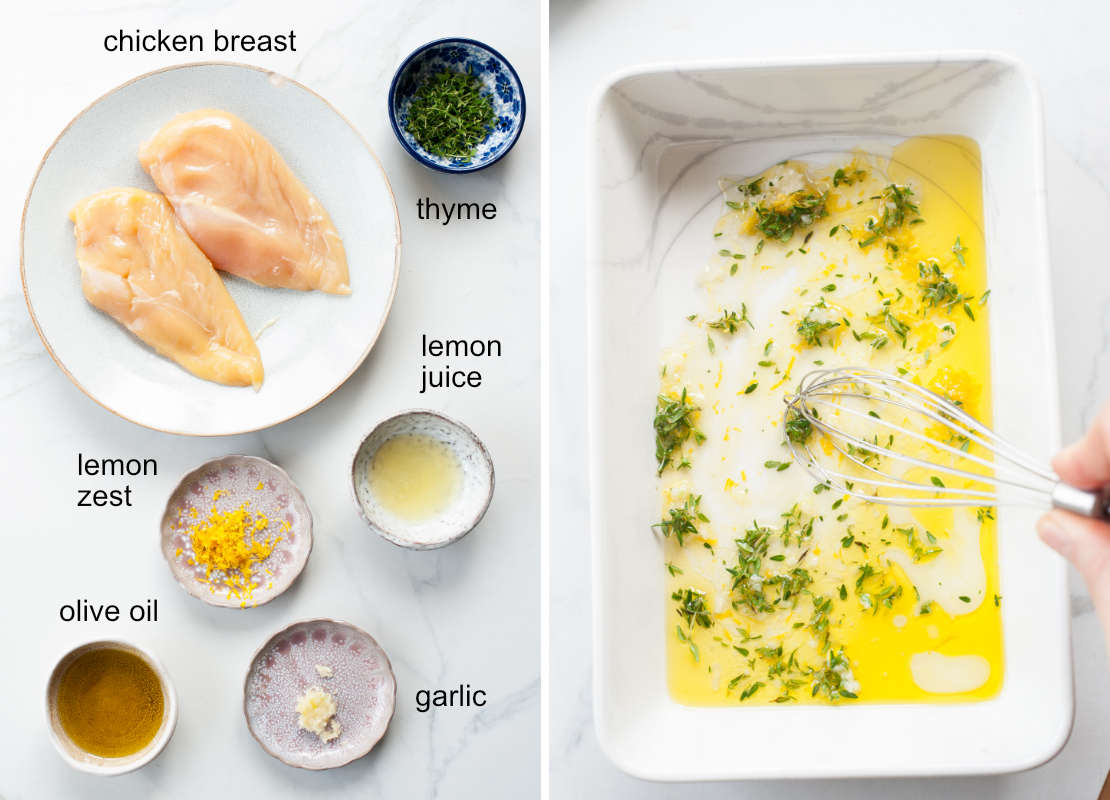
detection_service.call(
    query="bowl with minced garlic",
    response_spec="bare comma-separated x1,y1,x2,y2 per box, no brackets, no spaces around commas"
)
243,618,396,770
388,37,525,172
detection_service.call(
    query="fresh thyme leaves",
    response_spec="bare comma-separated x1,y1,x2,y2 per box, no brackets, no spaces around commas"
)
883,311,910,346
666,561,683,576
653,494,708,546
779,504,815,546
796,313,840,347
754,191,829,242
738,680,765,701
404,68,497,161
854,563,903,614
859,183,920,248
673,587,713,629
952,236,968,266
865,307,910,347
809,649,858,701
976,507,996,523
654,389,704,474
726,509,816,615
707,305,754,333
895,525,942,562
784,409,813,444
764,460,791,471
832,166,867,187
918,260,973,312
675,625,699,661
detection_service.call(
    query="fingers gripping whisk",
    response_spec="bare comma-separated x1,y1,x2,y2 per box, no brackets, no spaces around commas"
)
783,367,1110,518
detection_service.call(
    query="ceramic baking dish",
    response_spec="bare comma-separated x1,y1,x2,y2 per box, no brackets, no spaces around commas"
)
586,52,1071,781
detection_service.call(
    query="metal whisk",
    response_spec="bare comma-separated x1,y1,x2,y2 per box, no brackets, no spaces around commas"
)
783,367,1109,519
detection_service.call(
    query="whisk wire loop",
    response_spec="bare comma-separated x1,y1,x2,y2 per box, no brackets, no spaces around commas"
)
784,367,1060,509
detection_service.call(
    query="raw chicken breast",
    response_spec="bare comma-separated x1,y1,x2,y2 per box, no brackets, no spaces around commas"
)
138,109,350,294
70,188,264,389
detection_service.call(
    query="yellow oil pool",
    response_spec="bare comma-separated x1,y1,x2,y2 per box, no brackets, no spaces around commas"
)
658,135,1002,705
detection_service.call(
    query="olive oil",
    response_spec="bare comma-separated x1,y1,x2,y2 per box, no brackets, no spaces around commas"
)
56,648,164,757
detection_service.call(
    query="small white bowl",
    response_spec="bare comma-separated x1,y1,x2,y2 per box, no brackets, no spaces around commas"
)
45,639,178,775
351,410,494,549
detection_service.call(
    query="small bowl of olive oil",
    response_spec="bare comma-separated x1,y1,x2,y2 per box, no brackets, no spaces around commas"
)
351,410,494,549
45,639,178,775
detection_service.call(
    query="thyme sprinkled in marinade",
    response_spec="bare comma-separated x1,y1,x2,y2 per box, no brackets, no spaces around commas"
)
918,261,973,312
653,494,708,546
404,68,497,161
796,314,840,347
832,166,868,187
754,190,829,242
654,388,704,474
784,409,813,444
859,183,921,247
896,525,943,562
707,305,754,333
809,649,858,701
673,588,713,629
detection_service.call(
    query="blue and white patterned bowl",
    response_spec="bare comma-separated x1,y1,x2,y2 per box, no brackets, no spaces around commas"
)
388,37,525,173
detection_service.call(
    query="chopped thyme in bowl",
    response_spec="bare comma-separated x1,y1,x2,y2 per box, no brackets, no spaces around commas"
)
404,68,497,161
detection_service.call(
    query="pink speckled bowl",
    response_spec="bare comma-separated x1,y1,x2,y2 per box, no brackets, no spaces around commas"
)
243,619,396,770
160,455,313,608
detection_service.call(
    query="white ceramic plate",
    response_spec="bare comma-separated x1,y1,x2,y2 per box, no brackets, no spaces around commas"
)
588,52,1071,780
21,63,400,436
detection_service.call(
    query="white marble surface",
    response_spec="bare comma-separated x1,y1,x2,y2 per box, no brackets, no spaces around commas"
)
552,0,1110,796
0,1,538,798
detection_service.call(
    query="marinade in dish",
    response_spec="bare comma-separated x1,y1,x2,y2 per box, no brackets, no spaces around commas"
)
657,136,1002,705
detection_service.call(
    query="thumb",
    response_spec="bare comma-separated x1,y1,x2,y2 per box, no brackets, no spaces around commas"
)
1038,510,1110,649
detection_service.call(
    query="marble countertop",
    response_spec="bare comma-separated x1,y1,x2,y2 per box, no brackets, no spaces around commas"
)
0,1,538,798
552,0,1110,796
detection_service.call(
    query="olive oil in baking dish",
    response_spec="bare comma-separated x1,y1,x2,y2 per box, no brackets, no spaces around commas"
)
657,136,1002,705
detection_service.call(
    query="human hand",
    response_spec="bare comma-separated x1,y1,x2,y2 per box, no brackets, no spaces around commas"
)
1037,405,1110,654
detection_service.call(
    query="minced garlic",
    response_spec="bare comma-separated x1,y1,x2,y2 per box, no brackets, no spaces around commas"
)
315,664,333,678
295,686,340,742
175,491,289,606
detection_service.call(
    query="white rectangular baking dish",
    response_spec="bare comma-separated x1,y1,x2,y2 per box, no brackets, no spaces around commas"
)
587,52,1072,781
